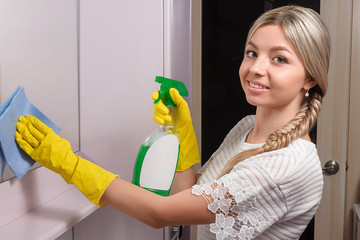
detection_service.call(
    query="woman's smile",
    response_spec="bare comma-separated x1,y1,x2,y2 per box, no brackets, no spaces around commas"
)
239,24,315,111
247,79,269,92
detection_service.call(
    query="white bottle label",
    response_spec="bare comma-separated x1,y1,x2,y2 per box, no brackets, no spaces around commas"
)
140,134,179,190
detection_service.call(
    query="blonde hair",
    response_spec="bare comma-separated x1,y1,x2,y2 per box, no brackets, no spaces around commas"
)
219,5,330,178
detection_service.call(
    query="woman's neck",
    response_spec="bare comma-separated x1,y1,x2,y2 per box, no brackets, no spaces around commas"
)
247,105,301,144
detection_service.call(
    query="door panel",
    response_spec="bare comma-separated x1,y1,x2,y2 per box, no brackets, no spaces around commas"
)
316,0,358,239
346,0,360,238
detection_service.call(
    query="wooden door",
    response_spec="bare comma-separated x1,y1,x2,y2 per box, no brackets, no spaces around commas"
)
315,0,360,239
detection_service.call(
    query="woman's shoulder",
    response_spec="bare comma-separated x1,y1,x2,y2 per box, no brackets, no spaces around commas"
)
235,138,320,181
197,115,256,177
221,115,255,142
207,115,256,157
233,115,255,132
230,138,323,208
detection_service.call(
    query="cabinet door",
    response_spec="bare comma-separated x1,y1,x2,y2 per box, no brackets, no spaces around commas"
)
0,0,79,181
75,0,163,239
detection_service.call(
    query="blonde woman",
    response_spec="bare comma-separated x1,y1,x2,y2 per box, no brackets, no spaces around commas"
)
15,5,330,240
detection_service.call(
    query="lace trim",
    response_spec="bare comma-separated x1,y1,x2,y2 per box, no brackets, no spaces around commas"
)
192,172,274,240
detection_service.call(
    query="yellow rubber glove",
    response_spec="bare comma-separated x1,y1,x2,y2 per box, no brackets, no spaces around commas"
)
152,88,200,171
15,115,118,208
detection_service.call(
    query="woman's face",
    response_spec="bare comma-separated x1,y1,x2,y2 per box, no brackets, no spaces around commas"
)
239,24,315,112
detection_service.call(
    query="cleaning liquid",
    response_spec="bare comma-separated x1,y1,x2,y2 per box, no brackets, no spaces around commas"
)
132,76,188,196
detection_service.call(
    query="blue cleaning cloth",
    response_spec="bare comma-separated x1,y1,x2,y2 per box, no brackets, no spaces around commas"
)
0,86,61,179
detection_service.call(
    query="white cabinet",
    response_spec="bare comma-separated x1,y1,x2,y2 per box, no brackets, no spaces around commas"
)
75,0,164,239
0,0,191,239
0,0,79,181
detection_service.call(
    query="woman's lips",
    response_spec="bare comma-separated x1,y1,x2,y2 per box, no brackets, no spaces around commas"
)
247,80,269,92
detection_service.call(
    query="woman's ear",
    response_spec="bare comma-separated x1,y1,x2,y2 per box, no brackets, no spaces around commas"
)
304,77,317,91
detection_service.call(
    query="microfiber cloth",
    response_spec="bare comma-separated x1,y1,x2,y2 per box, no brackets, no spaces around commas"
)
0,86,61,179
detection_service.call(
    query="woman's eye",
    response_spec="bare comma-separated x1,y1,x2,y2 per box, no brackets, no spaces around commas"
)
273,56,287,63
246,50,257,58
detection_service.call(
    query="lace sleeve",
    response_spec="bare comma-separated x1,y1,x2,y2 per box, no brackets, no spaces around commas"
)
192,165,287,240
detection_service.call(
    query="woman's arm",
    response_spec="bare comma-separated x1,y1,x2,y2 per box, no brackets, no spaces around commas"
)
169,166,196,195
101,177,215,229
15,114,210,227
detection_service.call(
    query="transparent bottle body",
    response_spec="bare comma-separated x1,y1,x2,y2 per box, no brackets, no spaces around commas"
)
132,108,180,196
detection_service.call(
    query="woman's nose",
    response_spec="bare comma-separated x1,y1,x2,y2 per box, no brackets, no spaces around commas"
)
248,57,267,76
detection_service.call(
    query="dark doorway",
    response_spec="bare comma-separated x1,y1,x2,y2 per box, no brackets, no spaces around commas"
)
201,0,320,239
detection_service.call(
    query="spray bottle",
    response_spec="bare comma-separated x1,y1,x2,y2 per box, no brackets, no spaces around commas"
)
132,76,188,196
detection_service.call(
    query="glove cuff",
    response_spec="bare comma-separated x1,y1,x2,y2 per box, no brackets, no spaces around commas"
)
68,156,119,208
176,122,200,172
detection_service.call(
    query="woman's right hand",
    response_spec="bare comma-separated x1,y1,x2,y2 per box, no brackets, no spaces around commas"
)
152,90,172,125
152,88,191,128
151,88,200,172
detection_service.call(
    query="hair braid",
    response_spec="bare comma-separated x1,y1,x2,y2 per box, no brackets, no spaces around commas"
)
218,93,323,178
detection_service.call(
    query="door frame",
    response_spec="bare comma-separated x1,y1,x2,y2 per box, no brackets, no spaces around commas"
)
190,0,202,239
346,0,360,238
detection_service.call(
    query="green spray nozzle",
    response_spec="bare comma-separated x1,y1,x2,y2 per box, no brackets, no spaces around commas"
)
154,76,188,107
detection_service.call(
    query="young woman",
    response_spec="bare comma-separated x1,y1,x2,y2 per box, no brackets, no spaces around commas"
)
15,5,330,239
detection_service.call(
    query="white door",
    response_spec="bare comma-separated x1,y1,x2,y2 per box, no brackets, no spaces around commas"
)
315,0,360,239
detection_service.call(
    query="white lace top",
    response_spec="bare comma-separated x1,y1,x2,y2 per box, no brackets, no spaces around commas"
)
192,115,323,240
